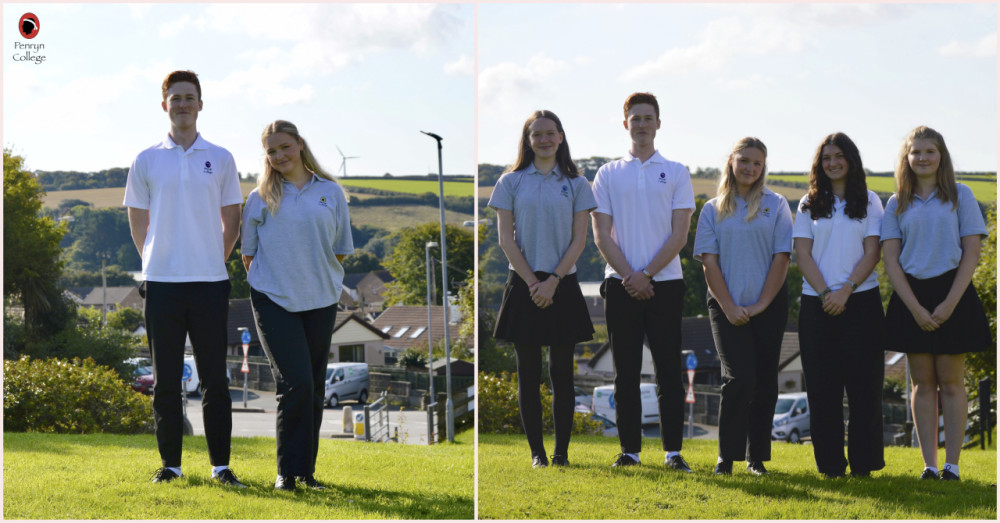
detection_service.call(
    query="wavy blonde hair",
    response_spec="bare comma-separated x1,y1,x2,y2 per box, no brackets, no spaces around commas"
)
893,125,957,215
258,120,338,214
716,137,768,222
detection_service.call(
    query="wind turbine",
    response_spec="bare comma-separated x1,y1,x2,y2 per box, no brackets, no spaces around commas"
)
336,146,359,177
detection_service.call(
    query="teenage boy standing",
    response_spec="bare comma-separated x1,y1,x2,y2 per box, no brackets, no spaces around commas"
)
592,92,695,470
125,70,245,486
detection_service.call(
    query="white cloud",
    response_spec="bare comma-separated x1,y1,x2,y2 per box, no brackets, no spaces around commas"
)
939,32,997,58
714,74,774,91
479,54,571,118
444,54,473,76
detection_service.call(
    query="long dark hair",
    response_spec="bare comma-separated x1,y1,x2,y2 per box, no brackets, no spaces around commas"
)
802,132,868,220
504,110,579,178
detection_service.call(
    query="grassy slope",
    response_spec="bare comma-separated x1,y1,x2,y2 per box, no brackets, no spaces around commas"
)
478,434,997,520
768,174,997,203
337,179,473,197
4,431,473,520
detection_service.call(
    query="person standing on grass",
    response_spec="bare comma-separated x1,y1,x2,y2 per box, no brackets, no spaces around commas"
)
881,126,990,482
489,110,596,468
794,133,886,478
591,92,695,471
124,70,245,487
693,137,791,477
242,120,354,490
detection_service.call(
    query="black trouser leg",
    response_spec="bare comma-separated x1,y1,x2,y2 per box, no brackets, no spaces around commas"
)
843,289,885,474
799,295,848,474
603,278,645,454
146,282,189,468
746,288,786,462
645,280,686,452
514,344,546,458
302,304,338,473
186,280,233,467
549,345,575,457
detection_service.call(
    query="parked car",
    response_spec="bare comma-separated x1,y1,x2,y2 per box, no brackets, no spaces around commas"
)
592,383,659,425
324,362,369,408
132,365,154,395
574,386,592,409
590,413,618,437
126,356,231,395
772,392,810,443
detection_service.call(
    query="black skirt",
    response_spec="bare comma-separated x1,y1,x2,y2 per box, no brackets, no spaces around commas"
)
885,269,991,354
493,270,594,346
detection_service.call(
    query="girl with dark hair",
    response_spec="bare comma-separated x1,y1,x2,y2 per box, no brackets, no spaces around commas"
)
881,126,990,481
488,110,596,467
793,132,885,478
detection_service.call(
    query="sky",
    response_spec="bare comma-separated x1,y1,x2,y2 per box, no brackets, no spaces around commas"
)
479,3,997,173
3,3,474,176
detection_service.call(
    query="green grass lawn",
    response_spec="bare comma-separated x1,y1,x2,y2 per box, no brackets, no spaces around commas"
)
3,430,473,519
768,174,997,203
338,179,473,197
479,434,996,520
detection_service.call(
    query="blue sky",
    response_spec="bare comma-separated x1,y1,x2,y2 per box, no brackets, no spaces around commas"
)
479,3,997,173
3,4,474,176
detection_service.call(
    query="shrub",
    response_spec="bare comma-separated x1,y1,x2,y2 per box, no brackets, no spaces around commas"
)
478,371,604,436
3,356,153,434
19,320,138,380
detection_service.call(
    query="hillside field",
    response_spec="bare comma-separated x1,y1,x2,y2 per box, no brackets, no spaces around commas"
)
478,179,807,203
769,174,997,203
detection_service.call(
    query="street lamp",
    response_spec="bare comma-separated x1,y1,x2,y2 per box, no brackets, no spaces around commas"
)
420,130,454,443
425,241,438,402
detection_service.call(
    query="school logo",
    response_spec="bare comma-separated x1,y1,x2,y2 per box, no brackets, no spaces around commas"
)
658,172,667,183
319,196,328,206
19,13,39,39
560,185,570,198
760,206,771,217
203,161,212,174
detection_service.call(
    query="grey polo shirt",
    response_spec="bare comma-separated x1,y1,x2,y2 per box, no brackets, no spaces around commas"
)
487,166,597,274
881,183,986,279
242,174,354,312
693,187,793,307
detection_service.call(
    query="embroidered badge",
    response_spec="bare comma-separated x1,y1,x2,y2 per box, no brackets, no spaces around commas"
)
203,161,213,174
560,185,570,198
658,172,667,183
760,206,771,217
319,196,328,206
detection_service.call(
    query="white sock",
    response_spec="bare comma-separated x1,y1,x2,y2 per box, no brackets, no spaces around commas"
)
717,456,728,464
167,467,182,477
665,451,680,461
924,466,938,475
943,463,959,477
625,452,640,463
211,465,229,477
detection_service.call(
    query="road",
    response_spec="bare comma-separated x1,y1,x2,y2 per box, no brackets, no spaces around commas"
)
181,387,438,445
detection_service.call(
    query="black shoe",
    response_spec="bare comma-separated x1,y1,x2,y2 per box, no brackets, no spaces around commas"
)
920,468,940,480
214,468,247,488
747,461,769,476
275,475,296,491
550,455,569,467
532,455,548,468
824,471,846,479
611,453,639,467
940,469,960,481
713,460,733,475
849,470,869,478
151,467,180,483
296,475,327,490
665,454,693,473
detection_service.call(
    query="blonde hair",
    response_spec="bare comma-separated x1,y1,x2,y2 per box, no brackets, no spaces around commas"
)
716,137,768,222
893,125,957,215
258,120,338,214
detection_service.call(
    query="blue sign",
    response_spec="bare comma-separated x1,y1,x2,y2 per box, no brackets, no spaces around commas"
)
182,363,193,381
685,352,698,370
241,330,252,344
609,392,615,410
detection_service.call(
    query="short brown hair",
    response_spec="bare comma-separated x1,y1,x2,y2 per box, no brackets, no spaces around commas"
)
161,70,201,101
623,92,659,119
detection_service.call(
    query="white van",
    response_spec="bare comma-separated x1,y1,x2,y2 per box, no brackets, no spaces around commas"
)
324,362,370,408
181,355,232,395
772,392,810,443
592,383,660,425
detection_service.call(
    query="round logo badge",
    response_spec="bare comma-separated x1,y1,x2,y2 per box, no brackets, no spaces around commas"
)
19,13,40,39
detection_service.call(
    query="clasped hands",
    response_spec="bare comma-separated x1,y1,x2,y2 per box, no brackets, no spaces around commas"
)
528,277,558,309
622,271,654,300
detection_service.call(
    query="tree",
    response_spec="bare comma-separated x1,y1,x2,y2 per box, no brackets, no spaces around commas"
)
107,307,144,332
342,250,384,274
396,348,428,369
970,204,997,397
4,150,69,331
382,222,474,306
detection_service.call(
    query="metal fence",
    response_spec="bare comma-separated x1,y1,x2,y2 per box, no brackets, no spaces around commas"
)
363,391,391,443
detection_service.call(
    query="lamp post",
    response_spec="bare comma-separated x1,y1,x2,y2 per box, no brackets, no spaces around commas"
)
425,241,438,401
420,130,454,443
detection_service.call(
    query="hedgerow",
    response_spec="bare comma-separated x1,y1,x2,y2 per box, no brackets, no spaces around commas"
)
478,371,603,435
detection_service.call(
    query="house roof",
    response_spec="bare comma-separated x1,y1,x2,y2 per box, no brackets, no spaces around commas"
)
342,272,368,289
429,357,474,376
586,316,719,370
777,331,801,371
67,286,140,306
371,305,465,351
332,313,390,339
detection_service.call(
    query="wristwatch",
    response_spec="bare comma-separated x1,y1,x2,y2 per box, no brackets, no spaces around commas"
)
641,268,653,280
847,280,859,291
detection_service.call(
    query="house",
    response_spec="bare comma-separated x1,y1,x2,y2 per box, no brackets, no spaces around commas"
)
776,332,803,393
329,313,391,365
227,299,263,357
429,357,474,377
371,305,466,365
67,286,143,312
579,281,606,325
340,270,394,314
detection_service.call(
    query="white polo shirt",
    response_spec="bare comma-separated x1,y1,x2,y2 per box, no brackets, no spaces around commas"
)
591,150,695,281
123,133,243,282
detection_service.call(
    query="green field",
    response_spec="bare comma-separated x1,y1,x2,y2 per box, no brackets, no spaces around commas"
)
4,431,473,519
479,433,996,520
768,174,997,203
338,178,473,197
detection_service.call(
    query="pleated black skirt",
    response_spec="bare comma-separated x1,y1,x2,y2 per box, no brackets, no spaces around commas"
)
885,269,991,354
493,270,594,346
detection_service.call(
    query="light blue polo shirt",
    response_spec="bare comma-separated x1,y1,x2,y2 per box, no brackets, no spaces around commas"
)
881,183,986,279
242,174,354,312
693,187,793,307
487,166,597,274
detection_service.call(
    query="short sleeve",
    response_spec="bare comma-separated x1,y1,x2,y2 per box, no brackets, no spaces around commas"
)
956,184,988,238
487,173,515,211
864,191,884,238
240,191,263,256
772,195,793,254
880,196,902,242
692,200,718,262
220,152,243,207
791,195,813,240
671,165,696,210
573,177,598,213
332,185,355,255
592,166,613,216
123,154,150,209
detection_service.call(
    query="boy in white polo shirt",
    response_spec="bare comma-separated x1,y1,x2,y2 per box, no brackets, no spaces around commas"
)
592,92,696,471
124,70,245,487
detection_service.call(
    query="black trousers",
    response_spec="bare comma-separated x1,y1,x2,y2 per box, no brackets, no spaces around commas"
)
250,288,338,477
799,288,885,475
602,277,686,454
145,280,232,468
708,283,787,462
513,343,575,459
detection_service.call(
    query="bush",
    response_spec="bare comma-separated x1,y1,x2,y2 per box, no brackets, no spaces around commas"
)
3,356,153,434
19,320,139,380
478,371,604,436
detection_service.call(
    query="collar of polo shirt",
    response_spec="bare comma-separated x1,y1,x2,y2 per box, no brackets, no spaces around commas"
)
529,165,563,177
624,149,666,165
163,133,208,151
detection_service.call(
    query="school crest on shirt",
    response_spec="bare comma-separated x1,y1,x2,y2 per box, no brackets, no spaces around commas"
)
203,161,213,174
657,172,667,183
560,185,570,198
319,196,328,206
759,206,771,217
